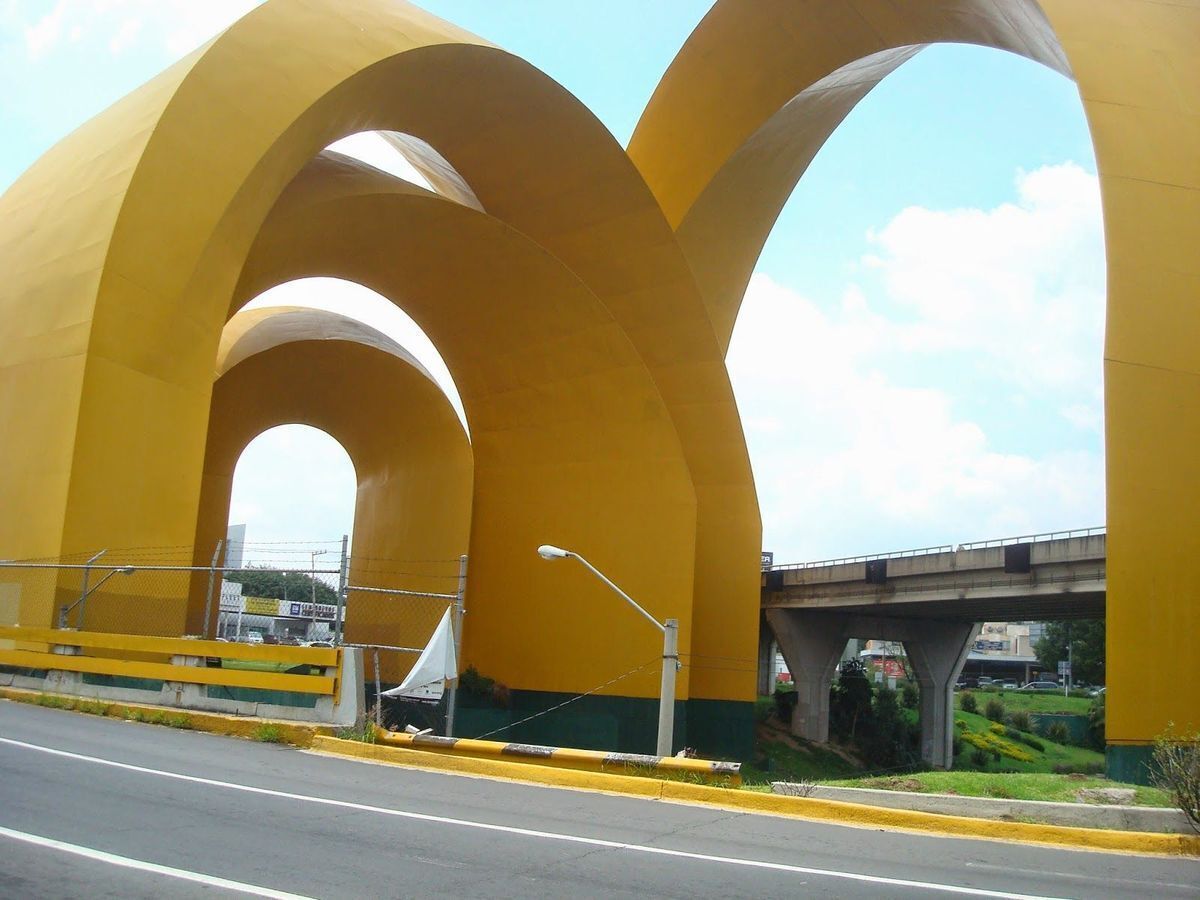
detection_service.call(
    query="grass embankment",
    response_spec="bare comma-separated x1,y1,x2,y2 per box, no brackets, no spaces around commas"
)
952,709,1099,773
822,772,1171,807
964,688,1092,715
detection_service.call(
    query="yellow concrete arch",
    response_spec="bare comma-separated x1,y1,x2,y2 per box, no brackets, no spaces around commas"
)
629,0,1200,771
194,308,473,681
0,0,760,753
230,152,700,717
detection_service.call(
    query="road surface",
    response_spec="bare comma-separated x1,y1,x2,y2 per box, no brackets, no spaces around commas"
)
0,700,1195,898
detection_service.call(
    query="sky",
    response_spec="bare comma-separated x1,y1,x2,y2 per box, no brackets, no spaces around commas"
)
0,1,1106,565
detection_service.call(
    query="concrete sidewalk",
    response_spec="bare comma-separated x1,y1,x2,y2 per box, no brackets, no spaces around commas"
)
773,782,1192,834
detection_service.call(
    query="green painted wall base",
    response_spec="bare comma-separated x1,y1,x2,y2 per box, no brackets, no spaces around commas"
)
450,689,754,760
1107,743,1155,786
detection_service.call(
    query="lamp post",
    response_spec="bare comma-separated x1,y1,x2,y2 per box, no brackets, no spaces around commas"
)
537,544,678,757
58,565,136,629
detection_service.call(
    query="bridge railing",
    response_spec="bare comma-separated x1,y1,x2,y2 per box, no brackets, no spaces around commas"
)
766,526,1106,571
955,526,1106,551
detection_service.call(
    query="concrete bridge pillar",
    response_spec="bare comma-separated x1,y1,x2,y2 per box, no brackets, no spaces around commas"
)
903,622,977,769
756,611,775,696
765,609,848,742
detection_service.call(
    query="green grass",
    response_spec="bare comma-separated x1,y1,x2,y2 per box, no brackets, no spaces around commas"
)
741,721,864,787
820,771,1172,806
252,723,285,743
953,709,1100,773
960,689,1092,715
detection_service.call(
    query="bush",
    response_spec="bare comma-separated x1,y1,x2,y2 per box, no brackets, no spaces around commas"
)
1018,734,1045,752
900,681,919,709
1151,729,1200,834
984,698,1006,722
1046,722,1070,744
970,748,990,769
1086,694,1106,752
959,692,978,714
1004,727,1022,741
1008,710,1031,732
774,688,798,722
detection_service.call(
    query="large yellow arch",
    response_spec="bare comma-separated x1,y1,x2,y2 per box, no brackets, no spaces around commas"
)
232,153,700,715
196,309,473,681
629,0,1200,773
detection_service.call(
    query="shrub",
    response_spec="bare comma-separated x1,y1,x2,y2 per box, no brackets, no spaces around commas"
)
900,681,919,709
970,748,990,769
959,692,978,714
984,698,1006,722
1008,710,1031,732
1151,729,1200,834
1018,734,1045,752
989,722,1006,734
774,688,798,722
1086,694,1106,752
1046,722,1070,744
1004,727,1022,742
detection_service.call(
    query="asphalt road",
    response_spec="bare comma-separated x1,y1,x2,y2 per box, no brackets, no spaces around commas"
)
0,700,1196,899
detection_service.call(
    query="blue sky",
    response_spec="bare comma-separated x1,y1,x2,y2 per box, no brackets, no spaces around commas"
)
0,2,1106,563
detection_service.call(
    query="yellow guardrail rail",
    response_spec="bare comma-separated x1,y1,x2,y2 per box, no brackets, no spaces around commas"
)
0,626,339,695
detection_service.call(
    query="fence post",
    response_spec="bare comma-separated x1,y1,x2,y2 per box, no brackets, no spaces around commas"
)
334,534,349,644
373,648,382,729
202,540,223,639
445,554,468,738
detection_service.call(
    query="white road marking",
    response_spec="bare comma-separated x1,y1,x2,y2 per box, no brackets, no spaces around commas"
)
0,735,1062,899
0,824,313,899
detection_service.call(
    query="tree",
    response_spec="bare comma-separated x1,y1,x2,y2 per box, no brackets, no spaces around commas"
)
1033,619,1105,685
225,568,338,606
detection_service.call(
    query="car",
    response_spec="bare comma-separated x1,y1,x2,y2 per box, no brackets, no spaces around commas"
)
244,632,264,645
1019,681,1059,691
305,640,335,648
999,681,1018,689
1089,685,1106,697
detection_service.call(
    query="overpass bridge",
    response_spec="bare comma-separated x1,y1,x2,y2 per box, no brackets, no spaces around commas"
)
758,529,1105,769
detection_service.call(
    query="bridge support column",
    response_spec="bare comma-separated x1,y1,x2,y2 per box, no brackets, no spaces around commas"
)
756,611,775,696
766,609,848,742
903,622,977,769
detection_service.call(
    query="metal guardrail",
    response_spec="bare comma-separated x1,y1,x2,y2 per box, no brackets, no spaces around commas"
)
766,526,1105,571
956,526,1106,551
760,568,1107,601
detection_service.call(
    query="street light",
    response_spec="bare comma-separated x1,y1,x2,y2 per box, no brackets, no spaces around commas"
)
537,544,678,757
58,565,136,629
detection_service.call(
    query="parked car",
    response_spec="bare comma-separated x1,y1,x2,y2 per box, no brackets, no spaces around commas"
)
999,680,1018,689
244,632,264,645
1019,681,1059,691
1089,685,1106,697
305,640,335,649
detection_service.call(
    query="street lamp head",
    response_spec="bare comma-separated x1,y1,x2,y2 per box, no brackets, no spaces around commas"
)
537,544,570,560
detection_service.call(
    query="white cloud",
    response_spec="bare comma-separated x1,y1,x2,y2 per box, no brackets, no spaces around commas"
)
19,1,258,61
727,164,1106,563
107,16,140,55
24,1,65,60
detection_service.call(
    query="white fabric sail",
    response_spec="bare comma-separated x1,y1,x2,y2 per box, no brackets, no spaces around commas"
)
380,607,457,700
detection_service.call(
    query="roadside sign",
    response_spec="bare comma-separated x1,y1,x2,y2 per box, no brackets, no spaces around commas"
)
1058,661,1071,675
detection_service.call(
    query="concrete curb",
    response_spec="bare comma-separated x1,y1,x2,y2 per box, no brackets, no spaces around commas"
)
0,685,330,748
312,736,1200,858
375,729,741,785
775,783,1193,834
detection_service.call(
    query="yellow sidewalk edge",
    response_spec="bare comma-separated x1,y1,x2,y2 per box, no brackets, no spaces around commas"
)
310,736,1200,858
0,685,330,748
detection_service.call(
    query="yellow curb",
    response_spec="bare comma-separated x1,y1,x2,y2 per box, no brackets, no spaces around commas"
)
375,729,741,785
0,685,330,748
312,736,1200,858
